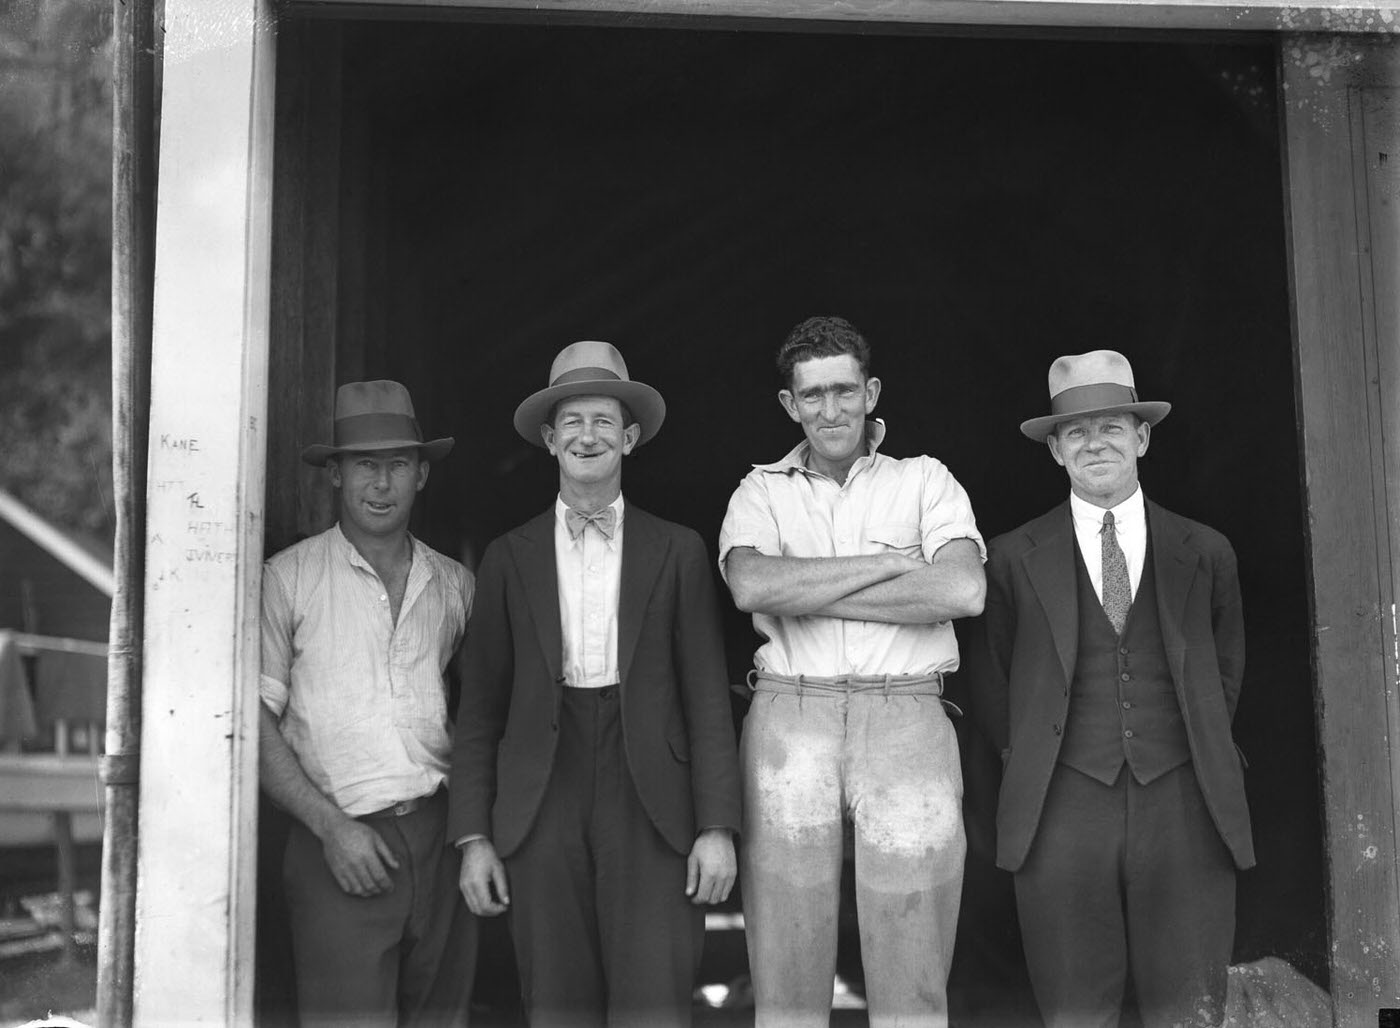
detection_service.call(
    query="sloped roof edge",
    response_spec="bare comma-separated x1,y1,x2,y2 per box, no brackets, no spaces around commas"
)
0,489,115,597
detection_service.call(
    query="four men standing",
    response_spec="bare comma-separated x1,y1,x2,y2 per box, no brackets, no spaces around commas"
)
261,335,1251,1027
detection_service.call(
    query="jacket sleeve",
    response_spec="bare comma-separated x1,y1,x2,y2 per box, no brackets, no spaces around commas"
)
447,539,515,843
966,540,1015,757
1211,537,1246,720
674,529,742,836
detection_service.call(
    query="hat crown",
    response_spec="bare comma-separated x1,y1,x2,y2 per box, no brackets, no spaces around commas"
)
548,340,631,386
335,380,418,420
1047,350,1136,398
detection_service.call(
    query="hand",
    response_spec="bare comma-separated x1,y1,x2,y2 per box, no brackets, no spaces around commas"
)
685,828,736,906
459,839,510,916
320,817,400,897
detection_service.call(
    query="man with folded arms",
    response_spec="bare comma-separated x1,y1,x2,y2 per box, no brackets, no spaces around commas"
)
450,340,740,1028
970,350,1253,1028
260,380,475,1027
719,315,986,1028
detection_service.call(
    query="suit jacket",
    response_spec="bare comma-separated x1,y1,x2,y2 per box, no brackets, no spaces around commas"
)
969,499,1254,873
447,504,741,859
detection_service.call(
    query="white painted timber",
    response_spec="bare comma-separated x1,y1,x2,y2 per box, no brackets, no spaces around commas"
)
133,0,276,1023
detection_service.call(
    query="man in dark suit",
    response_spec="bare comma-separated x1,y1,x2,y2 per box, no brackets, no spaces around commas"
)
448,340,741,1028
971,350,1253,1028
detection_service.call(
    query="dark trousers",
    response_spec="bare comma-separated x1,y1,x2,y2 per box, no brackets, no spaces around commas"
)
1014,763,1235,1028
505,685,702,1028
282,788,478,1028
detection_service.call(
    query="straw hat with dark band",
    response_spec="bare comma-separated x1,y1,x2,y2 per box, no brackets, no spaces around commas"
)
301,380,454,466
513,340,666,447
1019,350,1171,442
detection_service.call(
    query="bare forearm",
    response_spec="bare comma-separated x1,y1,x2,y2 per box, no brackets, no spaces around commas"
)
725,548,917,616
258,704,350,840
816,541,986,623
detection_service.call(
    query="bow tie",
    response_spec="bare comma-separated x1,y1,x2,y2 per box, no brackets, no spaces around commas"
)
565,506,617,540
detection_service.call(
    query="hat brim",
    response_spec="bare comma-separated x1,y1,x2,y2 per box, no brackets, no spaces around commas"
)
300,437,455,466
514,380,666,447
1019,401,1171,442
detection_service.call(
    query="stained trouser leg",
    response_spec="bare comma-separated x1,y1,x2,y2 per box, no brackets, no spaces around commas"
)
741,690,846,1028
848,694,965,1028
1125,764,1236,1028
1014,765,1130,1028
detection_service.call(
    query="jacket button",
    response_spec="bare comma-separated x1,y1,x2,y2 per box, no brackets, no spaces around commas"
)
1123,729,1134,739
1052,723,1062,736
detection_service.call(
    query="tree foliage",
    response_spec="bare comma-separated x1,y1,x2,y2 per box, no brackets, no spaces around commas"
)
0,0,113,540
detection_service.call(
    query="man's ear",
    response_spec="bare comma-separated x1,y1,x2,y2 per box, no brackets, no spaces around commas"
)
1046,433,1067,468
622,423,641,455
540,423,557,454
416,460,430,492
1135,420,1151,458
864,376,882,413
327,458,343,488
778,390,801,424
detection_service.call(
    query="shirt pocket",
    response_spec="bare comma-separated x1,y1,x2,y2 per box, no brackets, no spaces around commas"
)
866,522,923,559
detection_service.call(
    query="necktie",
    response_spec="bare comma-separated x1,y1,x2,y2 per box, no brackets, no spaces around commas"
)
565,505,617,540
1100,510,1132,635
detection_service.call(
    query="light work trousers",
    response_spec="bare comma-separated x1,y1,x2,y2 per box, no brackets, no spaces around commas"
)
740,674,966,1028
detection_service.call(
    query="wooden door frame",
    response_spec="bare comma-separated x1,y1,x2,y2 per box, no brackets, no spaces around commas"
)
142,2,1400,1023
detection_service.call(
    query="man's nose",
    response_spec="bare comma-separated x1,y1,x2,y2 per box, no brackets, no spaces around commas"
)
578,420,598,442
821,394,841,420
372,465,392,488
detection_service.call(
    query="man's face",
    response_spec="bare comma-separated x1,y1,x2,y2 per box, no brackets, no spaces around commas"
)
779,354,881,472
1046,412,1150,508
330,448,428,539
541,395,638,491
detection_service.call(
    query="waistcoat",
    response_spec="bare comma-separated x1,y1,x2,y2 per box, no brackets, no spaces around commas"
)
1058,538,1192,785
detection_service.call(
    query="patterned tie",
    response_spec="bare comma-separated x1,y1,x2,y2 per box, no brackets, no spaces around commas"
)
1100,510,1132,635
565,505,617,540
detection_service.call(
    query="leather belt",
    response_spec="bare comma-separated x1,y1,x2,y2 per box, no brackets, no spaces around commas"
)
358,787,441,821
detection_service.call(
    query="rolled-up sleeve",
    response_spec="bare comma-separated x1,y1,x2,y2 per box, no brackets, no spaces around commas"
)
918,457,986,563
717,472,782,580
259,563,293,718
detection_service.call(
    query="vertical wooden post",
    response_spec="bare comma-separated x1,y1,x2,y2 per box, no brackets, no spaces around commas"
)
133,0,276,1020
1282,33,1400,1026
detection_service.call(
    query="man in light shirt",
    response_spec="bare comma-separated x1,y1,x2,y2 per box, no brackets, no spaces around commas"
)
718,315,986,1028
970,351,1253,1028
259,380,476,1027
449,340,740,1028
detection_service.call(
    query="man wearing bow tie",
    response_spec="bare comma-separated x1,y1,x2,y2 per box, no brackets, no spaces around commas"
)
448,341,741,1028
969,351,1253,1028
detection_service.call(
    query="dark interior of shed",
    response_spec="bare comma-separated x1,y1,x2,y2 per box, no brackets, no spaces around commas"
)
259,15,1324,1023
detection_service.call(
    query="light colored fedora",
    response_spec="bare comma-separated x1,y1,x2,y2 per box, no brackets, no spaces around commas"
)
1019,350,1171,442
513,340,666,447
301,380,454,466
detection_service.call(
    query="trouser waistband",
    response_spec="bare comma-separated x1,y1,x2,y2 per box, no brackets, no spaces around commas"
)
357,784,445,821
748,670,945,696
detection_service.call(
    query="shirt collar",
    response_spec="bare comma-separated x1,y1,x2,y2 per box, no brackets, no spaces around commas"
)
1069,485,1145,532
753,418,888,476
331,522,431,580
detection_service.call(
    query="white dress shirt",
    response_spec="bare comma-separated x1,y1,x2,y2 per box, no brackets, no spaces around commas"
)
1068,486,1147,603
555,494,625,688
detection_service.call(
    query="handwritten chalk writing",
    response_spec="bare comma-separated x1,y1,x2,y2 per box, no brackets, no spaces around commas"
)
186,492,205,510
154,479,183,492
185,548,237,564
186,521,230,536
159,435,200,452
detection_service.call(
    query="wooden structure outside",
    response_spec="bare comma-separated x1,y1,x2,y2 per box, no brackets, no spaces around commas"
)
132,1,1400,1024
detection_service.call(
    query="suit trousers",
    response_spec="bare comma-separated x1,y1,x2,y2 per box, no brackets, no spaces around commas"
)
741,681,966,1028
504,684,703,1028
1014,762,1236,1028
282,788,478,1027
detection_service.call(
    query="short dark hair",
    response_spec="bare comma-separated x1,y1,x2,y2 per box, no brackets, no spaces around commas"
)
546,395,635,430
776,315,872,390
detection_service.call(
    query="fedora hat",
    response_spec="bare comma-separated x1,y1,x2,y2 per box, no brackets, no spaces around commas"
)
301,380,454,466
513,340,666,447
1019,350,1171,442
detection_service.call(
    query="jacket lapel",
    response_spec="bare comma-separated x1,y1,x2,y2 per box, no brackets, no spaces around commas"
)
1147,501,1199,693
512,509,565,683
1022,503,1079,689
617,506,667,687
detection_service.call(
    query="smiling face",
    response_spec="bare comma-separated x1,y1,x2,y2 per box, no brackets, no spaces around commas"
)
1046,412,1150,508
779,354,881,482
541,394,639,504
330,447,428,543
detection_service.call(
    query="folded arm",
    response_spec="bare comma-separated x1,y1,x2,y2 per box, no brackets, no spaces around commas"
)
724,546,920,616
819,538,986,623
